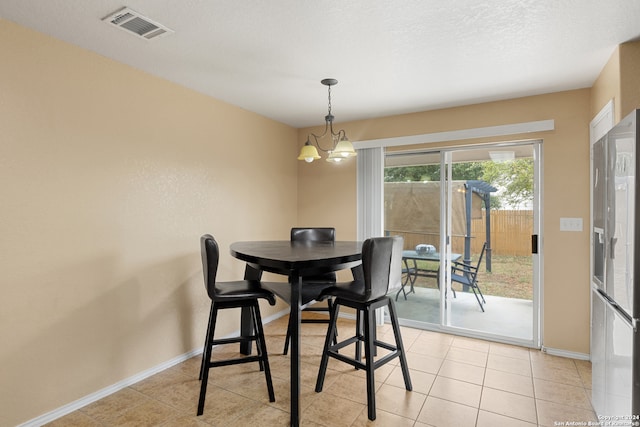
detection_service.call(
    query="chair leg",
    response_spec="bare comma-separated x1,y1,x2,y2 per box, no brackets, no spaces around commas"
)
363,305,376,421
283,312,293,355
315,302,340,393
355,309,362,362
199,302,215,380
387,298,412,391
327,298,338,347
252,302,275,402
197,305,218,416
471,287,485,312
476,284,486,303
250,305,265,371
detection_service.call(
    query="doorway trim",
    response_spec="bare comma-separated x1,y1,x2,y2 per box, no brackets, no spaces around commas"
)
354,120,554,150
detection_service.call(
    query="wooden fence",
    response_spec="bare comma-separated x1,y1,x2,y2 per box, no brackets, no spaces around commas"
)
387,210,533,256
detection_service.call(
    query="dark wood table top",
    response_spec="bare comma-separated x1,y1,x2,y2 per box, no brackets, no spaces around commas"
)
230,240,363,276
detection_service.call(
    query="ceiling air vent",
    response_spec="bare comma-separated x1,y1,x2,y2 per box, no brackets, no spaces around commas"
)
102,7,174,41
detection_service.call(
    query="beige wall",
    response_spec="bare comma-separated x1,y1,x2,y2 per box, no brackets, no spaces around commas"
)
298,89,593,354
619,40,640,120
0,20,297,426
592,41,640,124
591,46,621,121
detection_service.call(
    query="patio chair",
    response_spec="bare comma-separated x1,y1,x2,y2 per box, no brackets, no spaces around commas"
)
450,242,487,312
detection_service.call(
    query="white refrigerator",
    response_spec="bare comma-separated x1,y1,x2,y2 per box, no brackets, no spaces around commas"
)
591,109,640,423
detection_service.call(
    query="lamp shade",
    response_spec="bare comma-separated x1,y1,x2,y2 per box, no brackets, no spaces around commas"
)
332,138,357,158
297,143,321,163
326,150,345,163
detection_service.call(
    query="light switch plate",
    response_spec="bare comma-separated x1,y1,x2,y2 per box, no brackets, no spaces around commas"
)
560,217,583,232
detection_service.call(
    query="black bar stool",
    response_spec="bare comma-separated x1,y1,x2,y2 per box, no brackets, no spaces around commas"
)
314,236,412,421
197,234,276,416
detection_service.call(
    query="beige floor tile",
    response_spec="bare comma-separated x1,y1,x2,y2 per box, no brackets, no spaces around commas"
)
267,354,296,380
429,376,482,408
575,359,593,388
536,399,598,427
418,330,456,346
386,366,434,395
409,338,451,358
131,365,194,395
351,408,416,426
438,359,485,385
267,382,319,414
530,350,578,371
227,374,288,404
375,383,427,419
445,347,488,368
227,403,290,427
532,363,583,387
106,399,184,427
531,357,580,375
405,351,445,374
487,353,532,377
480,387,537,424
452,336,491,353
301,391,365,427
197,386,264,425
200,361,272,392
80,387,150,422
489,342,532,360
476,410,537,427
417,396,479,427
139,375,200,413
533,378,592,409
159,413,217,427
399,325,423,342
44,411,103,427
299,359,330,385
172,356,203,378
41,321,596,427
323,372,382,405
484,368,534,397
344,358,395,383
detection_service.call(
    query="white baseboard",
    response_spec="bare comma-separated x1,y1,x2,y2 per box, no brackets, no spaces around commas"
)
541,346,590,361
18,309,290,427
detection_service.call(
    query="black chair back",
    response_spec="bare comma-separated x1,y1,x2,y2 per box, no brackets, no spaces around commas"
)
200,234,219,300
290,227,335,245
362,236,403,301
291,227,336,282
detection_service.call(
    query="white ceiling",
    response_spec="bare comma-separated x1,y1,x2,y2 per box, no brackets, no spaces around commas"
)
1,1,639,128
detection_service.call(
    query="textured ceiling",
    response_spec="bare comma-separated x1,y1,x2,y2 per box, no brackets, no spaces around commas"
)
1,1,639,128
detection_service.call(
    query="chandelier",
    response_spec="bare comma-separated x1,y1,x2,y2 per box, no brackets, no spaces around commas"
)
297,79,357,163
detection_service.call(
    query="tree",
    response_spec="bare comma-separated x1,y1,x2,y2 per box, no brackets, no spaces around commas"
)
482,159,533,209
384,162,485,182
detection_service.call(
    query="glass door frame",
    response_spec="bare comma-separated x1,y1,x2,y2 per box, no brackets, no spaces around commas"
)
372,140,542,348
435,141,541,348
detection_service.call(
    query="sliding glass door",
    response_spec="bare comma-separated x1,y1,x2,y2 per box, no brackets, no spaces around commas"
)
384,141,540,347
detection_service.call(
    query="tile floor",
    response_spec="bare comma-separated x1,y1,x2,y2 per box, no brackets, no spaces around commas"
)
45,313,596,427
